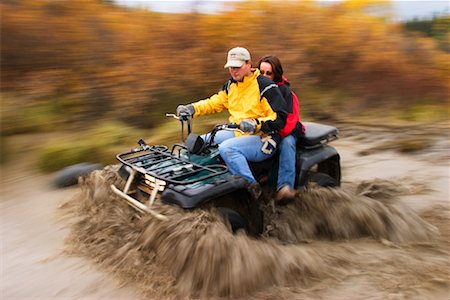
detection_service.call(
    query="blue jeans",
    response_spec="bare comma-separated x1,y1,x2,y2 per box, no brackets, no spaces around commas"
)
203,130,275,183
277,134,297,191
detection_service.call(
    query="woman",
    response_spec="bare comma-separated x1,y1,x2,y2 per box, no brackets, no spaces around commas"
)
257,55,304,203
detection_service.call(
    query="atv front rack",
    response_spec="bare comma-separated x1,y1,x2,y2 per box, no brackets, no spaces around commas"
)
111,144,229,219
117,145,228,185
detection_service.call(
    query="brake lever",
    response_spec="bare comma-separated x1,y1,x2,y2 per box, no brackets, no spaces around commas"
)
166,113,191,121
165,113,179,120
166,113,192,141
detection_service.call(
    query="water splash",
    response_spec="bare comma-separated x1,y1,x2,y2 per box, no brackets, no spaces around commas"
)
63,166,442,298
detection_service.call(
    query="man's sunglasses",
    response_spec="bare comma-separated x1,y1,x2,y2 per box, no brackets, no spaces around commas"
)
260,70,273,76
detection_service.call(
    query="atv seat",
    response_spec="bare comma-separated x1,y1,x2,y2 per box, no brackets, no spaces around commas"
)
298,122,339,149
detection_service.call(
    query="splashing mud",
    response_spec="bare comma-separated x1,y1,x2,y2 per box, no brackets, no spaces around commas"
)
64,166,447,299
263,183,437,244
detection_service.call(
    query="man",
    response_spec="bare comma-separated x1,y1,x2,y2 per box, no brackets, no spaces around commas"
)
176,47,287,200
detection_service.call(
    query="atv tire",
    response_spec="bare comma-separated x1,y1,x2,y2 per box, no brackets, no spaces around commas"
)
308,172,338,187
53,163,102,188
218,207,246,233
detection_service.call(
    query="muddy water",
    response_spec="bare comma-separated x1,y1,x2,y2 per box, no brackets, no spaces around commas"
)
2,124,449,299
62,164,448,299
0,168,147,300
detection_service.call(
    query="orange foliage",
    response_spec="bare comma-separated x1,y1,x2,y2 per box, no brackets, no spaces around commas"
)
1,0,448,130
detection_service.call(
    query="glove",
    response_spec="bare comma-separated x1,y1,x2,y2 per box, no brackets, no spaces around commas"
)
260,135,278,155
176,104,195,117
239,119,258,133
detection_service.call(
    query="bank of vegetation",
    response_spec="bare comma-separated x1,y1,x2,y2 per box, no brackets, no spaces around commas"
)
1,0,448,169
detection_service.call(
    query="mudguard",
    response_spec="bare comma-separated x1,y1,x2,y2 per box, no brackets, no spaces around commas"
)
296,146,340,187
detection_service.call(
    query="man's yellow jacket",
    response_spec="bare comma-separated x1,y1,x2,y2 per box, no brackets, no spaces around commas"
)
191,69,287,135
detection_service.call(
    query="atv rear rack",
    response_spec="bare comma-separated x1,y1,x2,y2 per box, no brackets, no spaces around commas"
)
111,144,229,219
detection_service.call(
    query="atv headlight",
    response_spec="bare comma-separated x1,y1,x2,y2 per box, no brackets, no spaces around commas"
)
144,174,166,191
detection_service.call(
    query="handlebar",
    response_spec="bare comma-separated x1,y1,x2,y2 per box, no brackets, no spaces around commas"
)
167,112,244,144
213,122,241,132
167,113,241,130
166,113,190,120
165,113,177,119
227,123,240,129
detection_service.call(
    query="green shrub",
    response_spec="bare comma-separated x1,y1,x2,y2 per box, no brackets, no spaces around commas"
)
86,121,137,146
397,104,449,122
1,103,62,135
37,121,145,172
38,143,97,172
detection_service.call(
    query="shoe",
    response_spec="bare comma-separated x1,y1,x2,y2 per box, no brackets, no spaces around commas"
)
276,185,296,205
247,182,262,201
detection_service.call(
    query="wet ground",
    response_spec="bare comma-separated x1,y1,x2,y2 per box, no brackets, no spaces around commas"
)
1,122,449,299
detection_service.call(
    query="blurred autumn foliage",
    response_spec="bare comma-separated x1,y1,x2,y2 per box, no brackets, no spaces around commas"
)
1,0,449,135
404,17,450,52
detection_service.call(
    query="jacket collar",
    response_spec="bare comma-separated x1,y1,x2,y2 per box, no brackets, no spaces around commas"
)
277,75,290,86
241,68,259,84
230,68,259,85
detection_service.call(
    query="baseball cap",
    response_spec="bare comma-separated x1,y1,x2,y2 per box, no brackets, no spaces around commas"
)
224,47,251,68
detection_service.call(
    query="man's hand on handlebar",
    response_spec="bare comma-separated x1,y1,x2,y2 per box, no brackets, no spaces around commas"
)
176,104,195,119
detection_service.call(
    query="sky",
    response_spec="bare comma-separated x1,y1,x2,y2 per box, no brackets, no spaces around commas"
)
115,0,235,14
390,0,449,19
115,0,449,20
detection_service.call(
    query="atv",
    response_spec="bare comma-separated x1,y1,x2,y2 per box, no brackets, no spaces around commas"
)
111,113,340,236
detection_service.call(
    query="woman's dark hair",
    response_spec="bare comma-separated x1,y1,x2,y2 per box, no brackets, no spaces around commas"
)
257,55,284,83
